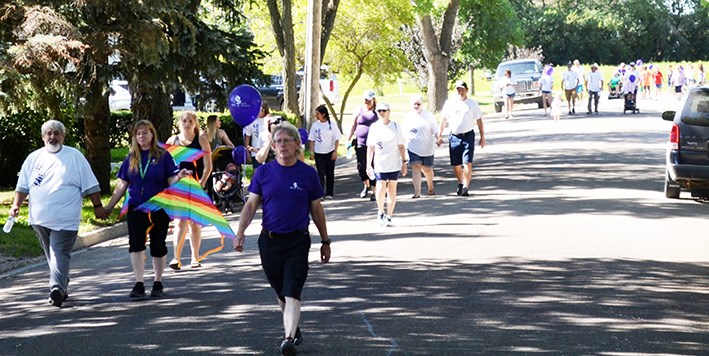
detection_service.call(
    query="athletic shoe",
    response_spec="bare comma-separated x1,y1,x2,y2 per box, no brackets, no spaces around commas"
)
461,187,469,196
48,289,64,308
324,195,334,200
169,259,180,270
572,108,576,114
151,281,164,297
294,327,303,345
385,216,393,227
359,187,368,198
456,184,463,196
130,282,146,298
378,212,385,226
280,338,297,356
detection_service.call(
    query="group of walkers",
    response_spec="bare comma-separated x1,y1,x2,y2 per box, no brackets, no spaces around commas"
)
8,81,491,355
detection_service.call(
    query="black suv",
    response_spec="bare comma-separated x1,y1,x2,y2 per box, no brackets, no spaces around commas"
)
662,86,709,199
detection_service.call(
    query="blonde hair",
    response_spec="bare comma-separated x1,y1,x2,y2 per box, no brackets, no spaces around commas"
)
179,111,201,137
206,115,218,142
129,120,165,173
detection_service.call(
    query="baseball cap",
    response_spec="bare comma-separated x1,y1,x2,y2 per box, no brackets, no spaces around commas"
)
363,89,376,100
377,103,390,111
454,80,468,89
591,63,598,69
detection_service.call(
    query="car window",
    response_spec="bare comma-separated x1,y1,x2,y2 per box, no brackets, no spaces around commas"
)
681,89,709,127
495,61,541,77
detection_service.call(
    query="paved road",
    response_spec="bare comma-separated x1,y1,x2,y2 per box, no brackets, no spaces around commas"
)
1,96,708,355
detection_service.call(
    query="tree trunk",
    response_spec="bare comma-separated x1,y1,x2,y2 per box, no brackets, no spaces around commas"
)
131,82,174,141
417,0,460,112
83,78,112,194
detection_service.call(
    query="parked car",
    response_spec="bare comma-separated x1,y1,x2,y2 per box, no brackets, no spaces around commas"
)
661,86,709,199
491,59,544,113
108,80,131,111
256,66,340,111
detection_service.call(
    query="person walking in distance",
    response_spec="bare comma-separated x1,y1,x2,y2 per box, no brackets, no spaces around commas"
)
437,80,486,197
366,103,407,227
402,94,438,198
308,105,341,199
233,122,331,356
585,63,604,114
9,120,107,308
562,61,580,115
540,65,554,115
347,89,379,200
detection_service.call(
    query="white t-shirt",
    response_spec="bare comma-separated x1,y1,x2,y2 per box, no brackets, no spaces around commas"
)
563,70,579,90
586,71,604,92
366,120,405,173
308,120,342,154
243,117,266,157
16,146,100,231
441,97,482,135
403,110,438,157
500,77,516,95
540,74,553,92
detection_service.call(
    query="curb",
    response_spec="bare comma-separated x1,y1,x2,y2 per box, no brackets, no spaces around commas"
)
0,222,128,277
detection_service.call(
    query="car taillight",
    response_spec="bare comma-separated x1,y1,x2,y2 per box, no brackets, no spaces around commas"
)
669,123,679,150
329,80,334,92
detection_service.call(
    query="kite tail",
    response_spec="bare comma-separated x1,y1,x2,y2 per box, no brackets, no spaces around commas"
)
195,235,224,262
174,223,189,269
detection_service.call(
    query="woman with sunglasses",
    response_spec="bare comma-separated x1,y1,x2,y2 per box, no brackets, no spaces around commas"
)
366,103,407,227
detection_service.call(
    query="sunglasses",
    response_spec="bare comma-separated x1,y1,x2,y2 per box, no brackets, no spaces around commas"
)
377,109,389,113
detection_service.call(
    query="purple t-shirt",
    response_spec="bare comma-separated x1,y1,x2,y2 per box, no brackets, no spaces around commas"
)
354,106,378,147
248,160,324,233
117,150,179,207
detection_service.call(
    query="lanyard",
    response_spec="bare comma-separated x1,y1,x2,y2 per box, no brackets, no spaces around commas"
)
140,155,150,179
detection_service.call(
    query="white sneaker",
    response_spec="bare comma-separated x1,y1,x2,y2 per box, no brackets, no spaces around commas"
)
385,216,393,227
360,187,368,198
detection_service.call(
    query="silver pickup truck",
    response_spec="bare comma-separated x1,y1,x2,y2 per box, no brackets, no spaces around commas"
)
492,59,545,113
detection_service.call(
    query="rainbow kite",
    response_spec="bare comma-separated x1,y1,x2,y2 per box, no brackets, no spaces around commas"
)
160,143,207,165
118,190,130,219
135,176,236,261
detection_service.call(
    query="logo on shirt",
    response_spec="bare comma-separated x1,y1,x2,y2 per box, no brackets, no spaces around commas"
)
33,163,46,187
410,128,418,134
315,128,323,143
289,182,303,191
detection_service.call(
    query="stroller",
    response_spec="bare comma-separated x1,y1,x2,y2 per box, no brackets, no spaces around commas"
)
209,146,246,213
623,78,640,114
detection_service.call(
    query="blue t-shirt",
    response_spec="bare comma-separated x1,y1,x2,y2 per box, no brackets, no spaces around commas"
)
249,160,324,233
117,150,179,207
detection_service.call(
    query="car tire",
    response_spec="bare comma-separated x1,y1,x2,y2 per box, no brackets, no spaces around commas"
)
664,172,681,199
494,103,503,113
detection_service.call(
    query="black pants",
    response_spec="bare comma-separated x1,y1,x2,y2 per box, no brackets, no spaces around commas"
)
127,207,170,257
588,91,600,112
355,145,375,186
314,151,336,196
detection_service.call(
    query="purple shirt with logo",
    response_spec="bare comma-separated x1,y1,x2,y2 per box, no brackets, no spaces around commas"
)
249,160,324,233
117,150,178,207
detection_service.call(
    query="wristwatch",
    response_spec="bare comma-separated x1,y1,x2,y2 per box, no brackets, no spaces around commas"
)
321,239,332,245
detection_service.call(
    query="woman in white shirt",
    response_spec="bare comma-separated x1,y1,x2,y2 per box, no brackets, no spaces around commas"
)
403,95,438,198
366,103,407,227
308,105,342,199
501,69,516,119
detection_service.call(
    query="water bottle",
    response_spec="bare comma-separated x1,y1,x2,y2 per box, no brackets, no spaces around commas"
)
346,144,354,159
3,216,15,234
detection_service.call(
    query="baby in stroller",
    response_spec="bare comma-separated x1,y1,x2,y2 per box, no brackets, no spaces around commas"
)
209,146,245,213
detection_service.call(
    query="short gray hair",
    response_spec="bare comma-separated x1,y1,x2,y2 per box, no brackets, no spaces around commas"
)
271,121,302,155
41,120,66,135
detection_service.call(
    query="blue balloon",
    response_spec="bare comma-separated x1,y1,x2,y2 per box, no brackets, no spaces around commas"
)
228,85,262,127
232,146,248,165
298,128,308,145
629,74,636,83
545,66,553,76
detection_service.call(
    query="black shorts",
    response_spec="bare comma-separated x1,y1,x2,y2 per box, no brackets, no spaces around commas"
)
127,207,170,257
258,229,311,301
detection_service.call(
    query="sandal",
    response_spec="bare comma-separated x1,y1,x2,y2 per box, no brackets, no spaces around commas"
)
428,189,436,195
190,261,202,268
412,194,420,199
169,259,180,270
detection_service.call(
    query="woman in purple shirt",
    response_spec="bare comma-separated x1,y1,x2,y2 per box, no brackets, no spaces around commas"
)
104,120,191,298
347,89,379,200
